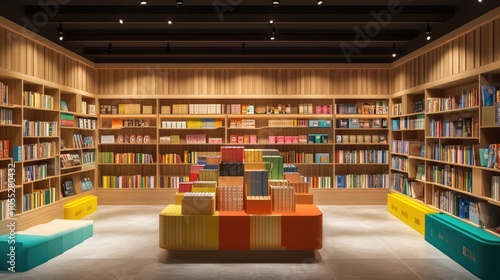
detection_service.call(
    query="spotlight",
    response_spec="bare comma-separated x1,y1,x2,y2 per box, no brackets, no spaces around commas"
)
167,20,173,25
177,0,183,7
273,0,279,7
119,19,124,24
317,1,323,5
271,26,276,40
478,0,482,2
57,23,64,41
140,1,147,5
426,23,432,41
108,43,113,53
269,20,274,24
392,43,397,58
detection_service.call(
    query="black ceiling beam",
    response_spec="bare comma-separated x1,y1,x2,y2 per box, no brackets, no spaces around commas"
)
91,57,394,64
24,5,454,23
64,30,419,42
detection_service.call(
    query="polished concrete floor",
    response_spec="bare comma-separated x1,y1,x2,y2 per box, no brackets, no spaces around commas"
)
1,205,479,280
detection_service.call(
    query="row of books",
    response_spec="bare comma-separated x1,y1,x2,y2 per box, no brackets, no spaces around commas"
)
334,150,388,164
433,189,473,219
112,118,150,128
391,114,425,130
82,151,95,165
0,140,9,158
218,185,244,211
73,134,94,148
335,173,389,189
391,156,409,172
23,141,56,161
81,177,94,192
101,175,157,188
219,162,245,176
78,118,97,129
229,134,257,144
0,198,13,220
246,170,269,196
23,120,58,137
270,186,296,212
23,163,49,183
426,88,479,113
199,169,218,181
391,140,423,156
485,144,500,169
23,91,54,109
22,187,57,212
179,150,220,164
0,82,8,105
427,164,472,192
98,152,154,164
80,101,96,115
427,144,476,166
159,176,190,188
338,118,387,129
60,113,74,127
491,176,500,201
301,176,332,188
336,134,387,144
336,101,389,115
229,118,255,128
186,134,206,144
0,168,12,191
480,85,499,106
391,173,410,196
159,153,182,164
0,108,13,125
392,102,402,116
428,117,478,138
60,153,82,168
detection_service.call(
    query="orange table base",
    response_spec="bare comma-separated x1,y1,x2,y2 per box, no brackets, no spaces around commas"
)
159,204,322,250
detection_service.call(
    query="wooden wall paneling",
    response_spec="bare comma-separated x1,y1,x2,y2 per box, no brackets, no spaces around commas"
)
445,41,453,79
474,28,481,68
418,55,425,86
5,28,13,71
0,27,5,68
18,35,27,74
34,43,44,79
452,38,459,75
459,36,466,73
155,69,168,95
494,18,500,62
480,22,494,65
26,39,34,76
465,31,475,71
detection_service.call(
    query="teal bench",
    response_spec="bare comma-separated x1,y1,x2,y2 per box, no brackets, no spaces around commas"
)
425,213,500,280
0,219,93,272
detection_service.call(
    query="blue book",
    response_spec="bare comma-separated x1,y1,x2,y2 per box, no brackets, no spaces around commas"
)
481,85,495,106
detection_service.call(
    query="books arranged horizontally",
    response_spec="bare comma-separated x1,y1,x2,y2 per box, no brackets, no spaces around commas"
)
101,175,157,188
433,189,473,219
0,81,8,105
480,85,499,106
0,108,13,124
159,135,180,144
229,119,256,128
23,120,57,137
182,192,215,215
98,152,154,164
427,144,476,166
229,134,257,144
22,141,56,161
161,119,223,129
426,88,479,112
219,162,244,176
60,153,82,168
159,176,190,188
391,156,409,171
428,117,478,137
335,174,388,188
23,187,57,212
336,101,388,115
270,186,296,212
491,176,500,201
78,117,97,129
391,140,423,156
115,134,151,144
81,177,94,192
338,118,387,129
61,179,76,197
82,151,95,165
73,134,94,148
23,91,54,109
60,113,74,127
426,164,472,192
336,134,386,144
218,185,244,211
334,150,388,164
119,119,150,127
391,114,424,130
23,163,48,183
0,139,9,158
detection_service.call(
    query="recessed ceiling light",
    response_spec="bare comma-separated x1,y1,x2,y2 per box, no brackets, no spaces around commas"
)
269,20,274,24
177,0,183,7
168,20,173,24
317,1,323,5
119,19,124,24
272,0,279,7
57,23,64,41
140,1,147,5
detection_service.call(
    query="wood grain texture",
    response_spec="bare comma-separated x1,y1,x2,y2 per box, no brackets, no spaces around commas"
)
310,188,389,205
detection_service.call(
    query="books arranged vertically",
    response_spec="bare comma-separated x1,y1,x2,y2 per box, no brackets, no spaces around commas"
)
335,150,388,164
98,152,154,164
218,185,244,211
391,114,424,130
23,187,57,212
426,164,472,192
391,140,423,156
391,156,409,172
391,173,410,195
481,85,497,106
82,151,95,165
0,108,13,125
23,120,58,137
77,117,97,129
491,176,500,201
102,175,157,188
73,134,94,148
0,139,10,159
0,81,8,105
161,119,223,129
428,117,478,137
61,179,76,197
81,177,94,192
23,91,54,109
0,168,9,190
23,163,48,183
427,143,476,166
426,88,479,112
335,174,388,188
60,153,82,168
270,186,296,212
336,100,388,115
433,189,473,219
159,176,190,188
22,141,56,160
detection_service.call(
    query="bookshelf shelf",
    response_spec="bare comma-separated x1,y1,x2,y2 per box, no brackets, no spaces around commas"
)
425,158,475,168
391,168,408,173
100,114,157,118
23,157,57,163
335,114,388,119
0,124,22,128
425,106,480,116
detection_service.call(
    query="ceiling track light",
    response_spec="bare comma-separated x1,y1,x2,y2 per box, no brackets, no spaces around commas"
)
272,0,280,7
392,43,397,58
57,23,64,41
177,0,183,7
426,23,432,41
271,26,276,40
317,0,323,5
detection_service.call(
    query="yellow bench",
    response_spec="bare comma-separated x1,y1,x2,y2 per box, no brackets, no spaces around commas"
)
64,195,98,220
387,192,438,235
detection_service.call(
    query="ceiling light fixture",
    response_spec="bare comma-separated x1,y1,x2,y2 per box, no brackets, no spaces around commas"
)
272,0,280,7
167,20,173,24
57,23,64,41
478,0,482,2
317,1,323,5
269,20,274,24
119,19,124,24
271,26,276,40
392,43,397,58
140,1,147,5
426,23,432,41
177,0,183,7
